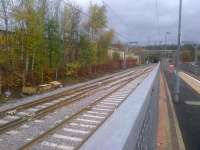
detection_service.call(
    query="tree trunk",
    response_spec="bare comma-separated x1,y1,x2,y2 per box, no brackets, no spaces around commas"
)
31,51,35,81
25,54,29,85
94,65,96,74
0,71,2,95
89,65,92,75
41,70,44,84
55,69,58,80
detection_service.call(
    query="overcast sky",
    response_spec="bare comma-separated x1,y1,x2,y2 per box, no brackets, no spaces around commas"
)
75,0,200,45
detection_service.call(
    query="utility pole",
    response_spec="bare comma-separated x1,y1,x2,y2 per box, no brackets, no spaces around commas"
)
174,0,183,103
123,47,127,69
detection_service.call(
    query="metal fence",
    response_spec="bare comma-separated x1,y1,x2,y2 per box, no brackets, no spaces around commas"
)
180,63,200,76
81,64,160,150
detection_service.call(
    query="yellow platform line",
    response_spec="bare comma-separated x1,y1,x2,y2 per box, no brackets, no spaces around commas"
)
179,72,200,95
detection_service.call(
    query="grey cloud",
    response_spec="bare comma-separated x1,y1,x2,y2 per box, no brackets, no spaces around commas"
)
77,0,200,45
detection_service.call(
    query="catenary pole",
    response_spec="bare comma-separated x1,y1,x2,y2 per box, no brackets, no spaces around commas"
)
174,0,183,103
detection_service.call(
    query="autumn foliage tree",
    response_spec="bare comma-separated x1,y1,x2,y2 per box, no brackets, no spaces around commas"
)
0,0,117,95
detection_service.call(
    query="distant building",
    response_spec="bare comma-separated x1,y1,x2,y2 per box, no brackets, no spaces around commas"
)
108,47,140,64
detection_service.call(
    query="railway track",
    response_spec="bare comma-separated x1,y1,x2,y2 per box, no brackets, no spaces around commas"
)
0,65,155,150
0,67,136,116
0,66,153,135
183,71,200,81
19,68,151,150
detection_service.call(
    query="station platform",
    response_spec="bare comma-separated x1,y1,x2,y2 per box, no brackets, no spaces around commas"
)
165,69,200,150
157,73,185,150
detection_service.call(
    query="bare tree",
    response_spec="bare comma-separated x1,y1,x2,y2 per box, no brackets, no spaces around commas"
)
0,0,13,51
0,0,13,91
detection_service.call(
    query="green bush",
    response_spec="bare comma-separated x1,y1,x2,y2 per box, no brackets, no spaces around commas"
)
112,52,120,61
65,62,81,79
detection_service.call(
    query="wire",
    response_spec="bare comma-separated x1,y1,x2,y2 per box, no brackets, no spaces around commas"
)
155,0,161,45
101,0,131,29
100,0,132,41
64,0,129,42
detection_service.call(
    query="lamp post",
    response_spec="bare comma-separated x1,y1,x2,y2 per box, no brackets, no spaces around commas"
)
164,32,171,58
163,32,171,71
174,0,183,103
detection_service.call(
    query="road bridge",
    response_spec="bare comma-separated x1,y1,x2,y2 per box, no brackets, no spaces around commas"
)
134,50,176,63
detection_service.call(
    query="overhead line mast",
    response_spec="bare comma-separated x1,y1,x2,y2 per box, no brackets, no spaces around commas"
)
174,0,183,103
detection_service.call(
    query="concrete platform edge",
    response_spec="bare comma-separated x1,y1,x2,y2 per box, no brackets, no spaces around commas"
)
162,73,186,150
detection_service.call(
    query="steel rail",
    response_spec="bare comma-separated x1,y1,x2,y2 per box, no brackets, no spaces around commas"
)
19,69,151,150
0,67,144,117
0,67,153,135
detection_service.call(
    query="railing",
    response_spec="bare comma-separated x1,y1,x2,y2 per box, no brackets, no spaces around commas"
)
180,63,200,76
80,64,160,150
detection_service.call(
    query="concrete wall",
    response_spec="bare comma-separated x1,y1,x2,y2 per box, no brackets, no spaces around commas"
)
81,64,160,150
